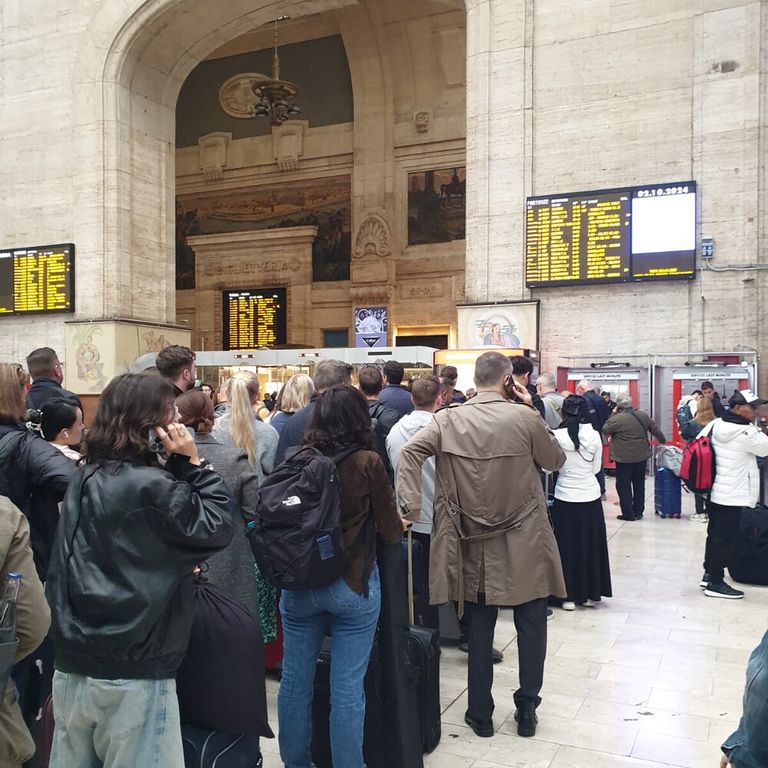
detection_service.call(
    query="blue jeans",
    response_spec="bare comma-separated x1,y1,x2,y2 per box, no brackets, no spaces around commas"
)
50,672,184,768
278,566,381,768
723,629,768,768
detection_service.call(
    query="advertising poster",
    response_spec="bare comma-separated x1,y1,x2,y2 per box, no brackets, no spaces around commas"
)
457,301,539,350
355,307,388,348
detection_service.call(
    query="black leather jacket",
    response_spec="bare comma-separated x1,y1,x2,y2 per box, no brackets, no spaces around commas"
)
46,454,233,680
0,422,76,579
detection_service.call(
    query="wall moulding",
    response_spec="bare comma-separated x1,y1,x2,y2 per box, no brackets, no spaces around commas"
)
353,213,392,259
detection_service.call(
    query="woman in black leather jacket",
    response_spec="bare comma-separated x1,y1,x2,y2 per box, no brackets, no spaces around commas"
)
0,363,75,580
46,373,233,768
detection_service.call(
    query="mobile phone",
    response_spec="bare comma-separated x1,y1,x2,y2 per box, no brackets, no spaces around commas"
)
148,428,164,454
504,375,521,402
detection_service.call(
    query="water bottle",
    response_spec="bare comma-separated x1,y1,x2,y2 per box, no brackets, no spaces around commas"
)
0,573,22,643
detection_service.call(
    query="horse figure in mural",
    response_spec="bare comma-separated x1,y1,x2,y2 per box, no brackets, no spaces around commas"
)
440,168,466,205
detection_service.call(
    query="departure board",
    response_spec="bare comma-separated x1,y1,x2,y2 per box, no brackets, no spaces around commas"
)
0,243,74,315
222,288,287,350
525,182,696,287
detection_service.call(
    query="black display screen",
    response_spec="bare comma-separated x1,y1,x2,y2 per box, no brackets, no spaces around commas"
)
0,243,75,315
222,288,287,350
525,182,696,287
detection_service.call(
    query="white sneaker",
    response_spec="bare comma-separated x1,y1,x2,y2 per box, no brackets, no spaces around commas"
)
562,601,576,611
582,599,597,608
690,513,709,523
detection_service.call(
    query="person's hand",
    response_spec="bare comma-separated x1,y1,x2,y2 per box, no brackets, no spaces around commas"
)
511,381,533,406
401,517,411,532
156,423,200,465
719,755,729,768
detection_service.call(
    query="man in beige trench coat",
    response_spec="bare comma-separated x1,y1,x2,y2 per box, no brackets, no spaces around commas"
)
398,352,566,739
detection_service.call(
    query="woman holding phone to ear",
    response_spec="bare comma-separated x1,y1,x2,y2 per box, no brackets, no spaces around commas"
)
46,373,233,768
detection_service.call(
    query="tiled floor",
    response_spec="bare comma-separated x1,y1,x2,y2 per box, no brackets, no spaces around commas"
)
261,478,768,767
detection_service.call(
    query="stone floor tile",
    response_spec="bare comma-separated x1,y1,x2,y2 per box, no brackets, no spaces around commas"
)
549,745,669,768
631,731,729,768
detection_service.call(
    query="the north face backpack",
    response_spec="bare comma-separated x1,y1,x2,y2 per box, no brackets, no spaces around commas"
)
680,423,716,494
246,447,358,591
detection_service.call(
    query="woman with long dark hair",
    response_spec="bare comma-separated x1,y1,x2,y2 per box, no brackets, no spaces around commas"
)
277,385,403,768
46,374,232,768
551,395,612,611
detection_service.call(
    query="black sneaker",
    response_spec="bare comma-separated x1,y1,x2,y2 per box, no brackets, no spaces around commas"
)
464,713,494,738
704,582,744,599
616,515,636,521
699,572,711,588
514,702,538,737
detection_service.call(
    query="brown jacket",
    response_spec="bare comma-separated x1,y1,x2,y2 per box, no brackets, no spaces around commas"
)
0,496,51,766
397,393,567,611
603,408,666,463
337,450,403,593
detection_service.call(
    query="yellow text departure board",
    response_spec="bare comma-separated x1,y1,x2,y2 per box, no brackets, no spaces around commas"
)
223,289,287,350
0,243,74,315
525,183,696,287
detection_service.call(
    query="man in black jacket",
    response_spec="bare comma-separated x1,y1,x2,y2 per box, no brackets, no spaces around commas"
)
156,344,197,397
702,380,727,418
275,359,353,463
358,365,401,481
25,347,80,411
512,356,546,418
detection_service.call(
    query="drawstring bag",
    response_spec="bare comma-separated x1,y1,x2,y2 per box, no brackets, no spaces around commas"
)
176,575,273,738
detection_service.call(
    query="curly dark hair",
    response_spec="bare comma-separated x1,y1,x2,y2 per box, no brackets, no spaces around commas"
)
84,373,176,465
304,385,374,454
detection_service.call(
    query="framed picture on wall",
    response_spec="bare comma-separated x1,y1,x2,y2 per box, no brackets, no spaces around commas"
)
407,167,466,245
457,301,540,351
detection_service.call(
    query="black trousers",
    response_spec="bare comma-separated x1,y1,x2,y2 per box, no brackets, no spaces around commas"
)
464,595,548,723
704,502,743,583
615,460,647,518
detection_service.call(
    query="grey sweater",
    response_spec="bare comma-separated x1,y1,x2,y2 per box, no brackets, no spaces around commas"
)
212,413,279,485
192,432,261,616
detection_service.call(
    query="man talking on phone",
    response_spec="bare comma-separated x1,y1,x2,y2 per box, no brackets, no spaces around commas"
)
397,351,566,739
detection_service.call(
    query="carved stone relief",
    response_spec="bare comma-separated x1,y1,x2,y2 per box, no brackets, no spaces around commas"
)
218,73,269,119
197,132,231,181
414,110,432,133
353,213,392,259
273,120,308,172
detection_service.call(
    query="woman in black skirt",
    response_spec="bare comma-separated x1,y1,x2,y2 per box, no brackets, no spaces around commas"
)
551,395,613,610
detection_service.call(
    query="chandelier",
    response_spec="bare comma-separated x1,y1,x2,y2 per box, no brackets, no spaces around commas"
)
252,18,301,125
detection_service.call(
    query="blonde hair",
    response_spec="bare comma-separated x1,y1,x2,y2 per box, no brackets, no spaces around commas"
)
0,363,28,423
279,374,315,414
228,371,260,465
694,397,715,426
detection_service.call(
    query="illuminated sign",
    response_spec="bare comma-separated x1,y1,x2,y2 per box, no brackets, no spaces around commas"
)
0,243,74,315
525,182,696,287
222,288,287,350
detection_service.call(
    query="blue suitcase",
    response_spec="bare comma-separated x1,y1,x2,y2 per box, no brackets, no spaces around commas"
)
655,467,681,518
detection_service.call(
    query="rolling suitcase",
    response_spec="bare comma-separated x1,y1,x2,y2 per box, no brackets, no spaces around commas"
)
654,467,681,518
40,695,54,768
406,529,442,754
310,637,387,768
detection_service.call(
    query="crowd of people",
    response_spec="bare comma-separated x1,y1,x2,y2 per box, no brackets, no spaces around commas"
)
0,345,766,767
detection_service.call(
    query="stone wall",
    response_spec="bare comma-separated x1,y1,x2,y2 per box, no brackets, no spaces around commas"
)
0,0,765,388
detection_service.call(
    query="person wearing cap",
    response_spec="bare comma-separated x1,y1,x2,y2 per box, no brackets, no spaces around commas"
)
701,389,768,599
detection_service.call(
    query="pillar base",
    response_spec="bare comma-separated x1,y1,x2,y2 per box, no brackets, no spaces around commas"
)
64,319,191,396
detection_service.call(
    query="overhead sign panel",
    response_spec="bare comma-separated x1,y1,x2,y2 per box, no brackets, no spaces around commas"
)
222,288,287,350
0,243,75,315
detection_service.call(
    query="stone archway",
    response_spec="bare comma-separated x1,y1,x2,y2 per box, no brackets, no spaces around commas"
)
69,0,521,328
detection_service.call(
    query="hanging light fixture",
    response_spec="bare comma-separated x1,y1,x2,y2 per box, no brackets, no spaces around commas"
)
252,17,301,125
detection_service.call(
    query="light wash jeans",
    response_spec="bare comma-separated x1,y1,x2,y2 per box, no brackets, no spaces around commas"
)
723,629,768,768
50,671,184,768
278,566,381,768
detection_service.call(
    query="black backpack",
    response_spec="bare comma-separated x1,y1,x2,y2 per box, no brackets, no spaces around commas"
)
246,447,358,591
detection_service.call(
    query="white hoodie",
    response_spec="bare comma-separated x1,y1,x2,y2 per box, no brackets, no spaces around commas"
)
709,417,768,508
386,410,435,534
